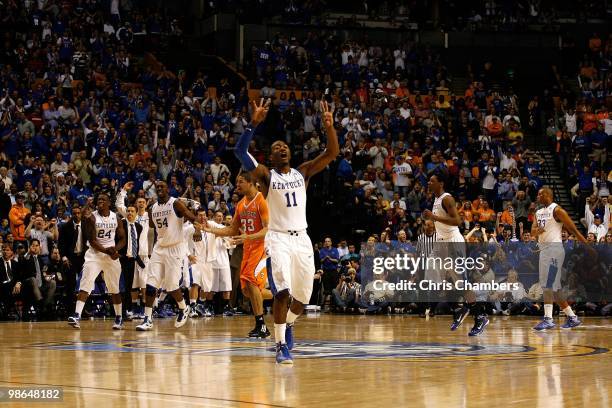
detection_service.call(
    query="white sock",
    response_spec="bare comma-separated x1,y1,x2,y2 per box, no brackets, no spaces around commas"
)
159,292,167,302
177,299,186,310
274,323,286,344
75,300,85,317
145,307,153,319
113,303,122,318
286,310,299,325
189,297,197,305
544,304,553,319
153,298,159,308
563,306,576,317
135,299,141,306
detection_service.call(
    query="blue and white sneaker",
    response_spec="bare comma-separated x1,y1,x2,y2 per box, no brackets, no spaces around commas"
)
189,304,199,318
204,305,214,317
285,323,294,350
468,315,489,336
112,316,123,330
136,316,153,331
533,317,556,331
68,313,80,329
275,343,293,365
174,306,190,328
560,315,581,329
450,306,469,331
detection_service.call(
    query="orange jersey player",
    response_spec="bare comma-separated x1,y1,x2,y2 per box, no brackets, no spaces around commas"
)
204,172,273,338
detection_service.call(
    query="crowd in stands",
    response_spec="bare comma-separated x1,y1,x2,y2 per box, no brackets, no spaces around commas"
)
0,1,610,321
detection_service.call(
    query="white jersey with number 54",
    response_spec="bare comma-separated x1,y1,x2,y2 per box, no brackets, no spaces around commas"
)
267,168,307,231
151,197,184,247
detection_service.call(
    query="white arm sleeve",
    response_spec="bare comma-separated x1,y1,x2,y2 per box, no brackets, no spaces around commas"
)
115,190,127,217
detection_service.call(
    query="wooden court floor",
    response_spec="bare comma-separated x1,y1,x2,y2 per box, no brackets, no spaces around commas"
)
1,314,611,408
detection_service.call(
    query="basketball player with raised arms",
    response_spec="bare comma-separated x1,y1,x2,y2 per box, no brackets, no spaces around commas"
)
423,173,489,336
68,192,126,330
204,172,273,338
136,181,203,331
234,99,339,364
532,187,588,331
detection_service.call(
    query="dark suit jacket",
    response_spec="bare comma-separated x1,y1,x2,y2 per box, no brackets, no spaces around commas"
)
17,254,41,282
58,219,88,258
119,219,144,268
0,258,19,284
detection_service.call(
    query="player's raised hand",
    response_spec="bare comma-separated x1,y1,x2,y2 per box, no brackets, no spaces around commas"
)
123,181,134,192
250,98,271,126
321,100,334,130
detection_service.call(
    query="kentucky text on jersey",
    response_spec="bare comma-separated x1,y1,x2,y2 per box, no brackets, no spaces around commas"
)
95,222,117,228
271,179,305,190
152,209,173,218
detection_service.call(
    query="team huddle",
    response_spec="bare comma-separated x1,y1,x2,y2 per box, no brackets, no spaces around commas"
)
66,99,586,365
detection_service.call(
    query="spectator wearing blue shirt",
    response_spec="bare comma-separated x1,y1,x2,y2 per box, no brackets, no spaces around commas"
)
319,237,340,306
337,152,354,182
69,178,92,206
590,124,607,168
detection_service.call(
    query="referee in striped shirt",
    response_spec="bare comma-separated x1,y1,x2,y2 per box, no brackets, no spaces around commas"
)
416,219,437,258
416,219,437,317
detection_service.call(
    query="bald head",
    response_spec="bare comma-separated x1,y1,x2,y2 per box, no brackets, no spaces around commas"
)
537,187,554,205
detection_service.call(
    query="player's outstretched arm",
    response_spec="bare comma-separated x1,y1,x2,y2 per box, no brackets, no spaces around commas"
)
204,214,241,237
173,199,202,229
235,99,271,183
298,100,340,181
555,206,588,244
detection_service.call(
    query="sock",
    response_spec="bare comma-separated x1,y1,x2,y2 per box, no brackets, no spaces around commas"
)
135,299,141,306
255,314,264,327
544,304,553,319
145,306,153,319
286,310,298,325
563,306,576,317
177,299,186,310
75,300,85,317
274,323,286,344
190,297,197,306
222,298,229,309
113,303,122,318
159,292,167,302
153,298,159,308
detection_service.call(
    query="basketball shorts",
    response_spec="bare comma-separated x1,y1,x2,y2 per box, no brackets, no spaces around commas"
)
265,230,315,304
194,262,213,292
133,255,149,289
211,267,232,292
539,244,565,291
79,249,122,294
240,244,267,290
433,235,467,283
147,244,184,292
180,257,192,288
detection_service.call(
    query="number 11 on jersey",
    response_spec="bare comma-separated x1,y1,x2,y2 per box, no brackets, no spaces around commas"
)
285,192,297,207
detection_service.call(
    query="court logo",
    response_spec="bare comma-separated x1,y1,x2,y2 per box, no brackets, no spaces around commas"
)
20,338,609,361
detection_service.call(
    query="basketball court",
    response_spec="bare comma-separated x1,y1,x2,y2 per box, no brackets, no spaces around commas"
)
2,315,610,407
